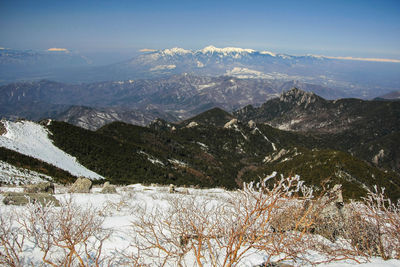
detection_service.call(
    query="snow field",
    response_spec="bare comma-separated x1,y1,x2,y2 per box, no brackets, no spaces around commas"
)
0,120,103,180
0,160,52,185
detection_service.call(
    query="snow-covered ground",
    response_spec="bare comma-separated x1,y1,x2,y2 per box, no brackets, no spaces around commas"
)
1,184,399,266
0,120,103,179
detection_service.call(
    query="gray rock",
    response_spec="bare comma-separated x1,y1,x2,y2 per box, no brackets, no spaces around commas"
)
305,184,346,241
101,182,117,194
169,184,175,193
68,177,92,193
2,192,60,206
0,121,6,135
24,182,55,194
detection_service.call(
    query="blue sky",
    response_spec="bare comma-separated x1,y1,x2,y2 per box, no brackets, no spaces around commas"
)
1,0,399,60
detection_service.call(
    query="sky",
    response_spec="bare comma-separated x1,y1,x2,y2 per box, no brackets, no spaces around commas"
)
1,0,400,62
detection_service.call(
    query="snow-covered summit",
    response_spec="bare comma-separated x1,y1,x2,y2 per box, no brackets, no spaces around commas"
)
138,46,330,63
199,45,256,55
0,120,103,180
161,47,192,56
260,50,276,57
146,45,278,57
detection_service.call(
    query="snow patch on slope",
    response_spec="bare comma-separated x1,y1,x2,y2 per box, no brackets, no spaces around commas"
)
197,83,216,90
0,120,103,180
150,64,176,71
0,160,52,185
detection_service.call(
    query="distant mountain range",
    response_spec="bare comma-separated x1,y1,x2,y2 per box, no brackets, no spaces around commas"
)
1,89,399,200
0,75,348,129
0,48,91,84
375,90,400,100
1,46,399,99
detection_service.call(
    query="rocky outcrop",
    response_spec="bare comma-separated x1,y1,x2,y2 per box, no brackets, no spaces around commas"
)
305,184,347,241
2,192,60,206
223,119,238,129
270,184,347,241
100,182,117,194
169,184,176,193
68,177,92,193
0,122,6,135
24,182,55,194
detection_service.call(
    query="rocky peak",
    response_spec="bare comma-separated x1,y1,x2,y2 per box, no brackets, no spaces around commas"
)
148,118,172,131
279,88,319,107
0,121,6,135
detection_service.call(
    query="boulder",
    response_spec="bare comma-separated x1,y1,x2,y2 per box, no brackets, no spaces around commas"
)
248,120,256,129
68,177,92,193
305,184,347,241
169,184,175,193
2,192,60,206
100,182,117,194
24,182,55,194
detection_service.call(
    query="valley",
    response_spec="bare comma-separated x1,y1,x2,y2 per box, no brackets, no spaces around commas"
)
1,88,399,201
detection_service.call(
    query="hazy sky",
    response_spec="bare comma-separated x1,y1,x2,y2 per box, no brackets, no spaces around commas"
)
1,0,400,59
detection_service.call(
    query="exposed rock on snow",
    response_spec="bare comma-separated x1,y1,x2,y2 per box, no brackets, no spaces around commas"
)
372,149,385,165
101,182,117,194
248,120,256,129
24,182,55,194
0,121,6,135
224,118,238,129
2,192,60,206
68,177,92,193
186,121,199,128
169,184,175,193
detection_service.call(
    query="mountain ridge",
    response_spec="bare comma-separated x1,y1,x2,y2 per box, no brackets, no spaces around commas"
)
1,75,348,130
1,46,399,101
235,88,400,173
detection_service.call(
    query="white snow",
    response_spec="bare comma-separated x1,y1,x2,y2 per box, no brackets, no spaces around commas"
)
197,60,204,68
196,142,208,150
197,82,216,90
260,50,276,57
186,121,199,128
161,47,191,55
200,45,256,55
225,67,276,79
253,127,277,151
168,158,188,167
0,160,52,185
0,120,103,179
149,64,176,71
224,118,238,129
0,184,399,266
224,119,248,140
138,150,165,166
277,119,303,131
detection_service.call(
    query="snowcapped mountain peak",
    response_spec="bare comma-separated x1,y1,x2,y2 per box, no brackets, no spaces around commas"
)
147,45,280,58
160,47,192,56
260,50,276,57
199,45,256,55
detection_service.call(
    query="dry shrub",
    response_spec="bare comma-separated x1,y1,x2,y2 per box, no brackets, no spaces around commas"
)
0,209,26,266
127,173,319,266
18,198,112,266
343,186,400,260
